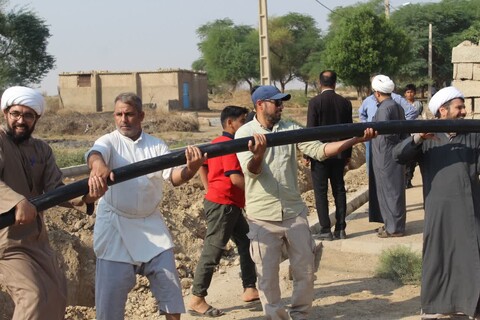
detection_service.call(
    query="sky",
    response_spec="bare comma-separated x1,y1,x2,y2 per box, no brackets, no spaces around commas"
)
6,0,438,95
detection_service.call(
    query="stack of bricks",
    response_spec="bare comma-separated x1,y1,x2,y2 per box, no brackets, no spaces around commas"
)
451,41,480,117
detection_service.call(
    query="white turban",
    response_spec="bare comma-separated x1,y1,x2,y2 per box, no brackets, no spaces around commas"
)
428,86,464,116
1,86,45,116
371,75,395,94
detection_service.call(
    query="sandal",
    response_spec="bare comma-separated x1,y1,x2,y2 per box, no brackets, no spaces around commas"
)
188,305,225,318
377,228,404,238
376,226,385,234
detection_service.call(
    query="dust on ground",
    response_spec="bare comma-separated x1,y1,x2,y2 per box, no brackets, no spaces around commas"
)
0,92,420,319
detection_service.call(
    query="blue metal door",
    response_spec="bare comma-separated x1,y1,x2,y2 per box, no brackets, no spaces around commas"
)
182,82,190,109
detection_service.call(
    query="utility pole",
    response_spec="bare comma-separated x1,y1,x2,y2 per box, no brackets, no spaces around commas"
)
428,23,433,102
385,0,390,19
258,0,271,85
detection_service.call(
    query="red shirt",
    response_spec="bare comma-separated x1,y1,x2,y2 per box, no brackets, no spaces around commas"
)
204,132,245,208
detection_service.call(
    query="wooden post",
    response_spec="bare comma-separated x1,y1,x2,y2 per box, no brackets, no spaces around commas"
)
258,0,271,85
428,23,433,103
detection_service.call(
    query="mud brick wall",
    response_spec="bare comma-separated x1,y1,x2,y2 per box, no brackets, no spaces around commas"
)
451,41,480,116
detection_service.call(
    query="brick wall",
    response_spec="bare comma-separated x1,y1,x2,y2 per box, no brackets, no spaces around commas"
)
451,41,480,116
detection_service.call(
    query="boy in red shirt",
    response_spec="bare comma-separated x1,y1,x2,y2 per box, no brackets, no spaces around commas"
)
188,106,258,317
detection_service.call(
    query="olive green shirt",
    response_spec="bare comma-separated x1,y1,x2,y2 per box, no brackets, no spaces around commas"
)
235,117,327,221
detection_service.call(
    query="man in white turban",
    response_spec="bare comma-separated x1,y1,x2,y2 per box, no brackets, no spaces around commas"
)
359,75,418,177
1,86,45,116
0,86,104,319
371,74,395,94
1,86,45,144
428,86,465,119
368,75,409,238
393,88,480,319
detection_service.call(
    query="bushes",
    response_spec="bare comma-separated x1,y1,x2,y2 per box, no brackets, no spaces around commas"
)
52,147,88,168
375,246,422,285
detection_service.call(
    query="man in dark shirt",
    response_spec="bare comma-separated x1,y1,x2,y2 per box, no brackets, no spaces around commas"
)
306,70,353,240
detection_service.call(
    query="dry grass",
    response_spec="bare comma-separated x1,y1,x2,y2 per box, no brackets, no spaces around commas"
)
33,108,200,167
208,87,362,115
35,108,199,137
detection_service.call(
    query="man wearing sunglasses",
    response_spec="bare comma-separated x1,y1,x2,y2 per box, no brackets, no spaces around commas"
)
235,85,376,320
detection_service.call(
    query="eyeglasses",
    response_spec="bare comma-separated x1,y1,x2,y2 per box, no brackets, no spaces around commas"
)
263,99,283,107
8,111,37,122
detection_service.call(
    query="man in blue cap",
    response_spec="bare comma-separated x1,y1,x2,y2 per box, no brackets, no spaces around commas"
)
235,85,376,319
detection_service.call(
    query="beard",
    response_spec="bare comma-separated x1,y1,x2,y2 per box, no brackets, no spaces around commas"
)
266,114,281,125
263,109,281,126
6,122,35,144
447,110,465,119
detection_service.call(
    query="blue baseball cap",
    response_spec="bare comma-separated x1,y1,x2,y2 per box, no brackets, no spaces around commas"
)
251,85,291,104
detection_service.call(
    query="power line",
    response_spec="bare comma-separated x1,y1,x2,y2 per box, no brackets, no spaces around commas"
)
312,0,346,18
312,0,336,14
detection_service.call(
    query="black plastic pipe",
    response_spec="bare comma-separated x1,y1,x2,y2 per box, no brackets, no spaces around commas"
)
1,119,480,229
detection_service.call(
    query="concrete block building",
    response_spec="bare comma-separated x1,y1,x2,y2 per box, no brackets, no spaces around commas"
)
58,69,208,112
451,41,480,116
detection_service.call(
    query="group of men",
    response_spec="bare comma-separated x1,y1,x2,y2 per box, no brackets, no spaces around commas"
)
0,88,206,320
283,72,480,320
0,73,479,320
357,74,480,319
0,84,373,320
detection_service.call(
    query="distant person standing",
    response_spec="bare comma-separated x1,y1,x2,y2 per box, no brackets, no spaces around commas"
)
368,75,408,238
359,81,418,123
404,84,423,119
359,76,418,175
188,105,258,317
404,84,424,188
306,70,353,240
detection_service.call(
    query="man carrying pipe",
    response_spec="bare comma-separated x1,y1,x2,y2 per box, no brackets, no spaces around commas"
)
235,85,376,320
86,92,205,320
0,86,102,319
394,87,480,319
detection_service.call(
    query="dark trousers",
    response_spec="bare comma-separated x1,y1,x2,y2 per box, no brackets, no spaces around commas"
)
405,159,417,184
191,200,257,297
311,158,347,233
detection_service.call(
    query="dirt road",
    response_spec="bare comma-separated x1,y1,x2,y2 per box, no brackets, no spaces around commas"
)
181,244,420,320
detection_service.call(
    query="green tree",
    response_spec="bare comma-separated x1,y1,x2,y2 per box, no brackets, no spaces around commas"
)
268,13,323,93
324,4,409,97
455,21,480,44
191,58,206,72
194,18,258,91
299,51,325,93
0,8,55,88
391,0,480,89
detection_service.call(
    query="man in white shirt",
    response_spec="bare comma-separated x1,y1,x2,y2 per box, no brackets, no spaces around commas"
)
86,92,205,320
